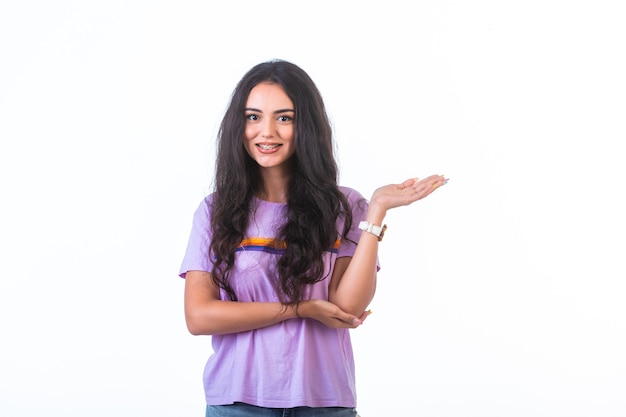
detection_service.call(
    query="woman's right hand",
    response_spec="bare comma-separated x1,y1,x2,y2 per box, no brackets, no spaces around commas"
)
298,299,371,329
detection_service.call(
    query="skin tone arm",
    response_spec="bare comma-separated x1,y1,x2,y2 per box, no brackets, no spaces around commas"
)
328,175,448,316
184,270,366,335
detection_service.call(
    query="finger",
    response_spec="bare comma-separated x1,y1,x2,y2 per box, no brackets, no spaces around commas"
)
358,309,373,323
412,180,444,199
413,180,433,193
413,174,442,186
400,178,419,189
335,318,361,329
431,176,449,189
414,175,447,190
335,313,363,327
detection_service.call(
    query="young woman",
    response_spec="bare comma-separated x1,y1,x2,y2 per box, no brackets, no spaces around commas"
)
179,59,447,416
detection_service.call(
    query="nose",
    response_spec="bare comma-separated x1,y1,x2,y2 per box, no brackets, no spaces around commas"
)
260,118,275,138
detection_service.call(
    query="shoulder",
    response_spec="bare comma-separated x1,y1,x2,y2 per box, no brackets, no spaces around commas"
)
192,193,215,220
338,185,369,214
338,185,367,204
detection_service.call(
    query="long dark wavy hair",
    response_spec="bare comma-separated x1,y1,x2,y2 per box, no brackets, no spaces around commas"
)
208,60,353,304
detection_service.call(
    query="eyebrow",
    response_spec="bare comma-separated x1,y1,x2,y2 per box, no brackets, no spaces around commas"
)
244,107,295,114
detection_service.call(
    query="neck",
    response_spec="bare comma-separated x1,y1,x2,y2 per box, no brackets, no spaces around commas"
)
257,167,290,203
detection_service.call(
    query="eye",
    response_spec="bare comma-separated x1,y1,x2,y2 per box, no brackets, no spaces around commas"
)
246,113,259,121
277,115,293,122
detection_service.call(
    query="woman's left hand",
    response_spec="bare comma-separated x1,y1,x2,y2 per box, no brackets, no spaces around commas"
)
369,175,448,212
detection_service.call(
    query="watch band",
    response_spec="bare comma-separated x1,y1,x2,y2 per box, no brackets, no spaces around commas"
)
358,221,387,241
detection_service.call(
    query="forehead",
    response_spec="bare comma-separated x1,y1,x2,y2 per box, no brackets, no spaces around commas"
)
246,82,293,109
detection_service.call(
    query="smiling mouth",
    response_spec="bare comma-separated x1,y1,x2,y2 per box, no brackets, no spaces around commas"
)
257,144,281,150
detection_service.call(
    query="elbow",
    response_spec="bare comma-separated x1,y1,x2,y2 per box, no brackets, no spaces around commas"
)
185,313,213,336
330,297,374,318
185,320,203,336
330,288,376,317
344,305,370,317
186,324,204,336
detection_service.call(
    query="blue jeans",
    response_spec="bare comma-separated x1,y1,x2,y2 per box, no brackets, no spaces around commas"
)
205,402,359,417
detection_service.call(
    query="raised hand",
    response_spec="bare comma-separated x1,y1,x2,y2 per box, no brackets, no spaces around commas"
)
369,175,448,212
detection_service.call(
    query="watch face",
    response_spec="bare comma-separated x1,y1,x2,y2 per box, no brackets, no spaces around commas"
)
378,224,387,241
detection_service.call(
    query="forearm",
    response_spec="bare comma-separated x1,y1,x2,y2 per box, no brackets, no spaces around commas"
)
184,270,365,334
330,201,386,315
330,175,448,314
185,299,298,336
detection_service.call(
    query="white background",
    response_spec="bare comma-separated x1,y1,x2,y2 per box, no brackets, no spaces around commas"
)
1,1,625,416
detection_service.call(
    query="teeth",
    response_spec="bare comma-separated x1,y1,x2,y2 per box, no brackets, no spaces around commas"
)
259,144,279,150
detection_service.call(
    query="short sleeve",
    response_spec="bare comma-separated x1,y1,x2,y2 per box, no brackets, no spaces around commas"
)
337,187,381,271
178,196,213,278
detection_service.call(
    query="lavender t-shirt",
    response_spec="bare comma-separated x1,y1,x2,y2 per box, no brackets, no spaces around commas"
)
179,186,375,408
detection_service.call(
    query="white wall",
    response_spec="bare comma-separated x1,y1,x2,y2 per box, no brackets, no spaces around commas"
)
1,1,624,416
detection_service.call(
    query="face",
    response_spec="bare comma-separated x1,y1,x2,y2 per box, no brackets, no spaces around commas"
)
243,82,296,171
